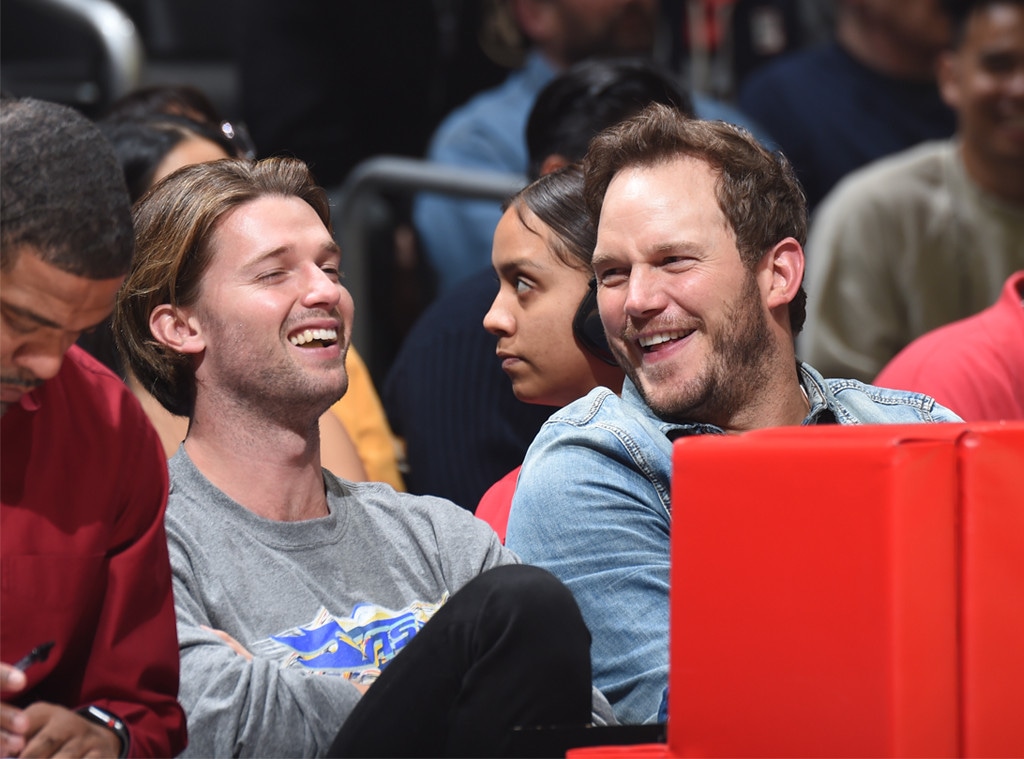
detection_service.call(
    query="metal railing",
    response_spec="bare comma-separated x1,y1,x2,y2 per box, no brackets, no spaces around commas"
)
329,156,527,369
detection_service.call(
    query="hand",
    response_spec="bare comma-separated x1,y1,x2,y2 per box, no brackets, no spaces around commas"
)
15,703,122,758
1,662,29,758
201,626,253,661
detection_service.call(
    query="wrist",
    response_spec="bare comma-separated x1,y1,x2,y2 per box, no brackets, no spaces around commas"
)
77,705,130,758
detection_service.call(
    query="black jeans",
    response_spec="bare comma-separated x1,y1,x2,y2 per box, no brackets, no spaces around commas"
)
327,564,593,758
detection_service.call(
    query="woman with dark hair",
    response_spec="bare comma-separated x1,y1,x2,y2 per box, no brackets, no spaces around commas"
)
477,164,624,539
98,114,239,201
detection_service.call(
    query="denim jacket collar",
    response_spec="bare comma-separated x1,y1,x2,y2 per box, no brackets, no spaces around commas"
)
621,361,846,441
621,360,958,439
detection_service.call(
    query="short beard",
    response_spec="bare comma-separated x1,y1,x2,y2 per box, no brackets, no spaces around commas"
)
623,272,776,427
247,361,348,432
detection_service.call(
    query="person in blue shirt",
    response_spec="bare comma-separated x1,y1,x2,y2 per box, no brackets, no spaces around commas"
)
505,103,962,725
414,0,773,295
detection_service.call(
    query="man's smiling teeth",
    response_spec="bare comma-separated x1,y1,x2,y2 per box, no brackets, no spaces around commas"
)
289,328,338,347
638,330,690,349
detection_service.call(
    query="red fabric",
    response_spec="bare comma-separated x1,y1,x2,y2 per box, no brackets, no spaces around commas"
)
2,346,187,757
875,271,1024,422
475,466,520,543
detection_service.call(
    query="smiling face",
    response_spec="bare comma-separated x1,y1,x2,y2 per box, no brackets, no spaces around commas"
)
1,248,123,415
940,2,1024,182
484,204,621,406
173,195,353,426
592,156,779,427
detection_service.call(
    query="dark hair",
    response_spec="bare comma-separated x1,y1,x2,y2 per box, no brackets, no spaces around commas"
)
509,164,594,271
526,57,694,179
114,157,332,418
102,84,224,126
0,97,133,277
98,114,237,202
584,103,808,334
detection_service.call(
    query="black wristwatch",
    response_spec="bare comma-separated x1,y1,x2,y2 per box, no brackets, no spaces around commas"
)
77,705,130,758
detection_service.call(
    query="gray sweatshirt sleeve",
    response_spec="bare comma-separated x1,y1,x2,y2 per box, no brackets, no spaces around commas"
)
169,530,361,758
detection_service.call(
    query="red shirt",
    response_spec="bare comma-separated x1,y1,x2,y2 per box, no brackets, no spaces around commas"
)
875,271,1024,422
476,466,521,544
1,346,187,757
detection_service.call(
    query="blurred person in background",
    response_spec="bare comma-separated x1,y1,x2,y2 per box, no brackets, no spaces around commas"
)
800,0,1024,381
738,0,956,209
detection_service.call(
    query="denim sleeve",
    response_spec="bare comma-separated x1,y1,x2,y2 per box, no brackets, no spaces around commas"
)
507,420,671,725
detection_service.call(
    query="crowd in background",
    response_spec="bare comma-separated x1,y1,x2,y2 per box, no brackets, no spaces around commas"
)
1,0,1022,756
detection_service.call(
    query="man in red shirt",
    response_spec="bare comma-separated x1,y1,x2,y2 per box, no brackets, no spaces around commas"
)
1,98,186,758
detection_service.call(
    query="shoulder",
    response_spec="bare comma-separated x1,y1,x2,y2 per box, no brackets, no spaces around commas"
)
330,475,510,552
823,376,963,423
545,386,638,427
34,347,164,479
873,290,1024,420
808,142,952,252
165,452,220,530
516,386,675,508
56,346,151,425
875,304,986,389
535,387,656,452
818,141,950,210
534,385,681,456
551,384,681,442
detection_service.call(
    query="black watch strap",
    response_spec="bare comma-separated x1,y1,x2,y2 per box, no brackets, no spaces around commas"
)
77,705,130,758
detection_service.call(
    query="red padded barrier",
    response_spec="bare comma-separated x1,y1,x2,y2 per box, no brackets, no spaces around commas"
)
957,423,1024,757
669,424,962,757
660,422,1024,758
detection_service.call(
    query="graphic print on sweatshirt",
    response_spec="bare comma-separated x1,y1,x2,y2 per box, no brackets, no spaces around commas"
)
251,596,447,685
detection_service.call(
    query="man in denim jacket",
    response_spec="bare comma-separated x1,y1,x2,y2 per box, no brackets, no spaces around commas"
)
505,104,962,726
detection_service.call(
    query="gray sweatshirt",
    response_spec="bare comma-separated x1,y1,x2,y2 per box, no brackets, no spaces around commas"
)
166,450,517,758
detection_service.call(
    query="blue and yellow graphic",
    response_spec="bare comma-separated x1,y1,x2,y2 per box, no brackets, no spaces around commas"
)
256,598,446,684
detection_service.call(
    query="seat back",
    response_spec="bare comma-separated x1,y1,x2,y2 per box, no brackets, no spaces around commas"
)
1,0,143,116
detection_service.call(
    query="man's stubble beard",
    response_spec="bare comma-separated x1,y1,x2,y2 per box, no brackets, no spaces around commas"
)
618,273,776,427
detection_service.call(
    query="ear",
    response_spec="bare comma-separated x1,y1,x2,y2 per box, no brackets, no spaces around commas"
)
539,154,570,176
937,50,961,110
149,304,205,355
762,237,805,316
